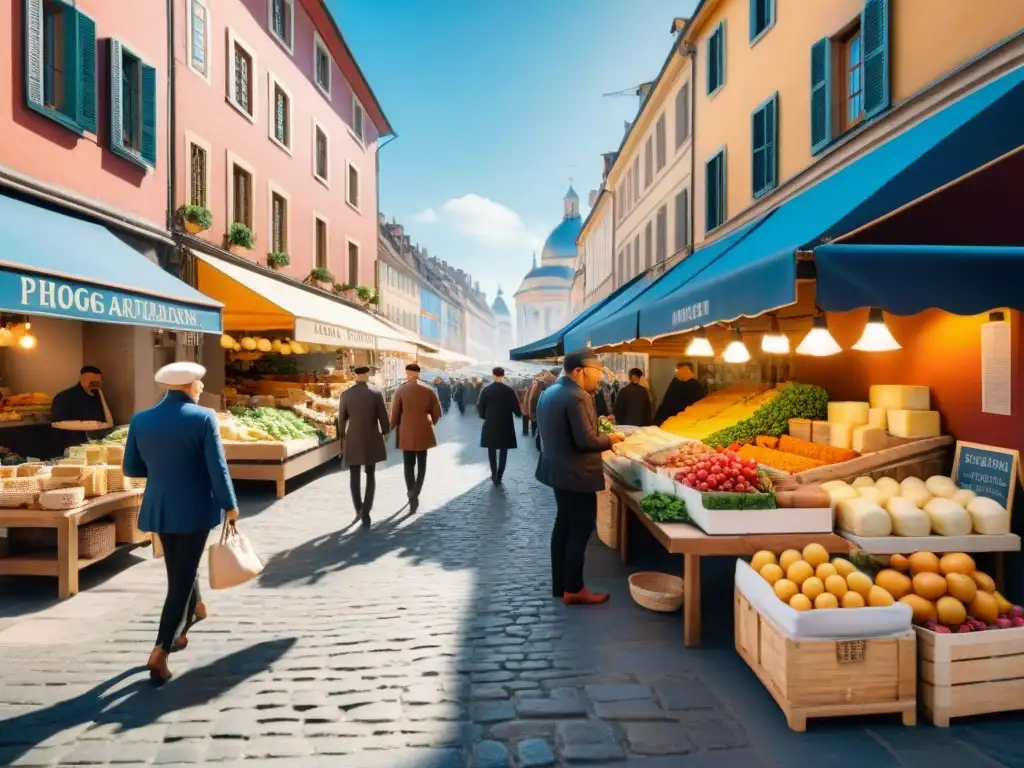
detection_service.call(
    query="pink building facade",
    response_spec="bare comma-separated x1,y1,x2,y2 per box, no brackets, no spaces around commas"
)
173,0,389,287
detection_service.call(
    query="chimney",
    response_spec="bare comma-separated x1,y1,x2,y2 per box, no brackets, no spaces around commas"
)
421,247,428,258
601,151,618,181
671,17,689,34
588,190,598,208
378,212,385,226
637,81,655,106
623,120,632,137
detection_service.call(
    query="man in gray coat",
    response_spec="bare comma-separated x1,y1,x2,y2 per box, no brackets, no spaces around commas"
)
535,350,623,606
338,366,389,526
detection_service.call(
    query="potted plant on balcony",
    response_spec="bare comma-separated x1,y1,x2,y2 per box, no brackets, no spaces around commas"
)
339,283,358,301
178,204,213,235
368,289,380,308
355,285,374,308
226,222,255,255
267,251,290,271
309,267,334,290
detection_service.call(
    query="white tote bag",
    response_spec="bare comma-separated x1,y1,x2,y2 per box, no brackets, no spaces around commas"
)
208,521,263,589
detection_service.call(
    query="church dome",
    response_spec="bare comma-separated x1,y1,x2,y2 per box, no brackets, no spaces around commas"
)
540,185,582,266
491,287,511,316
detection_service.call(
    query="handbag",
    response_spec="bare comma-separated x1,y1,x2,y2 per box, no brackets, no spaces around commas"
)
208,520,263,589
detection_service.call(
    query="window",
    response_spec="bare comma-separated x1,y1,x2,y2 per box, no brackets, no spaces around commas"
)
347,240,360,284
25,0,96,135
313,31,331,96
843,29,864,130
644,137,653,188
268,0,293,52
230,162,253,228
705,149,727,232
314,216,328,269
752,94,778,197
346,162,360,210
227,31,256,121
186,134,209,207
707,21,726,95
352,97,365,143
675,82,690,148
631,159,639,206
656,205,667,263
270,190,287,253
267,73,291,152
633,233,640,274
188,0,209,79
644,222,653,269
313,121,329,184
674,189,689,253
655,114,666,172
110,41,157,167
750,0,775,42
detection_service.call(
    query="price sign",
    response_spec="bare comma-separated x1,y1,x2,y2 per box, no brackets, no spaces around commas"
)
951,441,1022,511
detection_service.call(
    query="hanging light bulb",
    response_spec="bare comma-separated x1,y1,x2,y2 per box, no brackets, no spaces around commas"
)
722,328,750,364
0,325,12,348
18,329,37,349
684,328,714,357
761,316,790,355
796,314,842,356
852,308,901,352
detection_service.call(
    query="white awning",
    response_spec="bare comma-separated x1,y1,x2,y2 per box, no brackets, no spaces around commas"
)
194,251,422,353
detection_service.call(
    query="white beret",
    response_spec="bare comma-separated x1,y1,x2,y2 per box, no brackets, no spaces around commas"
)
155,362,206,385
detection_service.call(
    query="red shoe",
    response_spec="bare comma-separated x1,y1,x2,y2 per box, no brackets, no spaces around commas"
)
563,587,610,605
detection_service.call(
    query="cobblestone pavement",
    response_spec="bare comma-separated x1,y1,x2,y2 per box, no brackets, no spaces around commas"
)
1,412,1022,767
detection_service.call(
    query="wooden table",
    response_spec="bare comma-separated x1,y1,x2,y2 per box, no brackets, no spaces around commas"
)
227,440,341,498
606,473,850,647
0,491,146,599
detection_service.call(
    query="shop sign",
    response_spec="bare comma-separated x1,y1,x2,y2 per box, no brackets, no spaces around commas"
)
294,317,376,350
671,299,711,329
952,441,1022,510
2,272,221,333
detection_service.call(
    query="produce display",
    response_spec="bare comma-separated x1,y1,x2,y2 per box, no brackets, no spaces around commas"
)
228,407,319,442
825,474,1011,538
650,442,713,468
702,383,828,448
640,492,690,523
598,416,615,434
752,544,895,611
670,448,767,494
736,445,824,474
217,413,274,442
611,426,681,461
660,383,780,441
0,392,51,422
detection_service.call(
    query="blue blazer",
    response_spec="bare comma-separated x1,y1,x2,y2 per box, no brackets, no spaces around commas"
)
123,390,238,535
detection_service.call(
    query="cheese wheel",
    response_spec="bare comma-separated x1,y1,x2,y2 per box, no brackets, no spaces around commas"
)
923,497,972,536
886,496,932,536
924,475,959,499
966,496,1011,535
835,497,892,537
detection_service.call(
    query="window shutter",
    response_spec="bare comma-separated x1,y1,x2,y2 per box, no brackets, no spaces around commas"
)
705,157,715,232
810,38,831,154
75,11,97,134
24,0,44,109
862,0,890,118
706,30,715,93
109,40,124,153
765,94,777,190
141,63,157,166
748,0,757,41
752,105,765,195
682,189,689,250
718,21,726,87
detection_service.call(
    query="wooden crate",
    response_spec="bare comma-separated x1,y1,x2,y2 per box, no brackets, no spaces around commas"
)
734,590,917,731
916,624,1024,726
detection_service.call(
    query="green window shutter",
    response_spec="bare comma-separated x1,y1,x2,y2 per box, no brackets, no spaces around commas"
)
109,39,125,156
749,0,757,41
75,10,97,134
862,0,890,118
752,104,765,196
141,63,157,166
810,38,831,154
23,0,44,109
765,94,778,191
718,21,726,88
706,30,715,93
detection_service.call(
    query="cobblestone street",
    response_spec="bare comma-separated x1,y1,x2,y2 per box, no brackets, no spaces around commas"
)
1,412,1022,767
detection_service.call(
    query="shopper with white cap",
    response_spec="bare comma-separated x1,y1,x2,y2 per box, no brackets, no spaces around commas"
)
123,361,239,685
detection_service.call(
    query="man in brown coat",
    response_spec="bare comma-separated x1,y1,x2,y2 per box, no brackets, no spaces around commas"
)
527,369,558,448
389,363,442,512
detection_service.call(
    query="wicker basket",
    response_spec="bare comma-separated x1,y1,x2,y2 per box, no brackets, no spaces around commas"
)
596,490,619,548
105,466,125,492
9,520,115,558
628,572,685,613
78,467,108,498
41,475,81,492
113,507,146,544
124,476,147,491
52,465,85,478
0,466,17,479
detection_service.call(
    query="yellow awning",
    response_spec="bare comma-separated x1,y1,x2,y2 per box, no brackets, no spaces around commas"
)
195,252,421,353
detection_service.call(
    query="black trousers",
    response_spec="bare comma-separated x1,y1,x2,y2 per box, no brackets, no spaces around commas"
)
403,450,427,495
487,447,508,479
551,489,597,596
531,419,538,436
156,530,208,652
349,464,376,511
521,416,530,436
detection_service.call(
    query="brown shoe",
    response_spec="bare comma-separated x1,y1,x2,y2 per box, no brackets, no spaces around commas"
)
172,602,209,652
563,587,610,606
146,648,172,685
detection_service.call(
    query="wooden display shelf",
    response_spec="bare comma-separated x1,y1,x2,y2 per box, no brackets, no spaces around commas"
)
227,439,341,498
0,490,146,599
840,531,1021,554
606,472,850,647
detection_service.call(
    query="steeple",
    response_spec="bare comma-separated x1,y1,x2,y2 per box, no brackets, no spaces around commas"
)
563,184,580,219
531,252,537,269
496,286,503,297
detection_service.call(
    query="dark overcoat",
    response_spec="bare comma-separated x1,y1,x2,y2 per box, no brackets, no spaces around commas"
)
534,377,611,493
390,379,443,451
338,382,389,466
477,381,522,450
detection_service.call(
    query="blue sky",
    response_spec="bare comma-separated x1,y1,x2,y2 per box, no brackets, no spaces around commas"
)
328,0,697,309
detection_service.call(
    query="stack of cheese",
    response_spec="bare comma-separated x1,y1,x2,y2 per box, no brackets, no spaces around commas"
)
821,385,939,454
825,475,1010,538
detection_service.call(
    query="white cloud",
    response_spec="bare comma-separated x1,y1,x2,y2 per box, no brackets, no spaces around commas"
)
434,194,543,251
411,208,438,224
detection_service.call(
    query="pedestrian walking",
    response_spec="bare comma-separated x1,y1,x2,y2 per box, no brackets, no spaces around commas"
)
528,369,557,448
477,366,522,485
535,351,624,606
338,366,389,526
122,362,239,685
613,367,654,426
436,377,452,414
518,380,532,436
389,363,442,512
453,379,466,415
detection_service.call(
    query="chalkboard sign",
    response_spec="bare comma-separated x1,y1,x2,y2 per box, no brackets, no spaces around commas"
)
951,441,1022,511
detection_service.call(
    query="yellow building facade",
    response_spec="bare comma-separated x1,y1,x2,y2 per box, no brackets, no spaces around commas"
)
686,0,1024,244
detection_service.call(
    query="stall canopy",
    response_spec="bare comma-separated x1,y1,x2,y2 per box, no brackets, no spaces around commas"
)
509,272,650,360
195,252,426,354
815,244,1024,315
0,194,222,333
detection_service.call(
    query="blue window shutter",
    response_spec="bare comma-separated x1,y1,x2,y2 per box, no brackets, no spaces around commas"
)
141,63,157,166
720,148,727,224
75,10,97,134
23,0,44,109
810,37,831,154
109,39,125,155
862,0,890,118
705,157,715,232
765,94,778,190
718,21,726,87
748,0,757,41
706,29,715,93
751,105,765,195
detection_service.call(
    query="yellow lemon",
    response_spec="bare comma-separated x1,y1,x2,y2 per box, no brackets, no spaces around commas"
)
779,549,802,573
786,560,814,587
815,562,837,581
773,579,799,603
841,591,866,608
759,563,784,585
750,550,777,573
802,543,829,569
789,593,813,611
801,577,825,601
825,574,849,598
846,571,873,598
814,592,840,609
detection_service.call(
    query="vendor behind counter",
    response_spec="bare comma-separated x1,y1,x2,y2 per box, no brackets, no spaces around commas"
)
654,362,705,426
49,365,114,456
